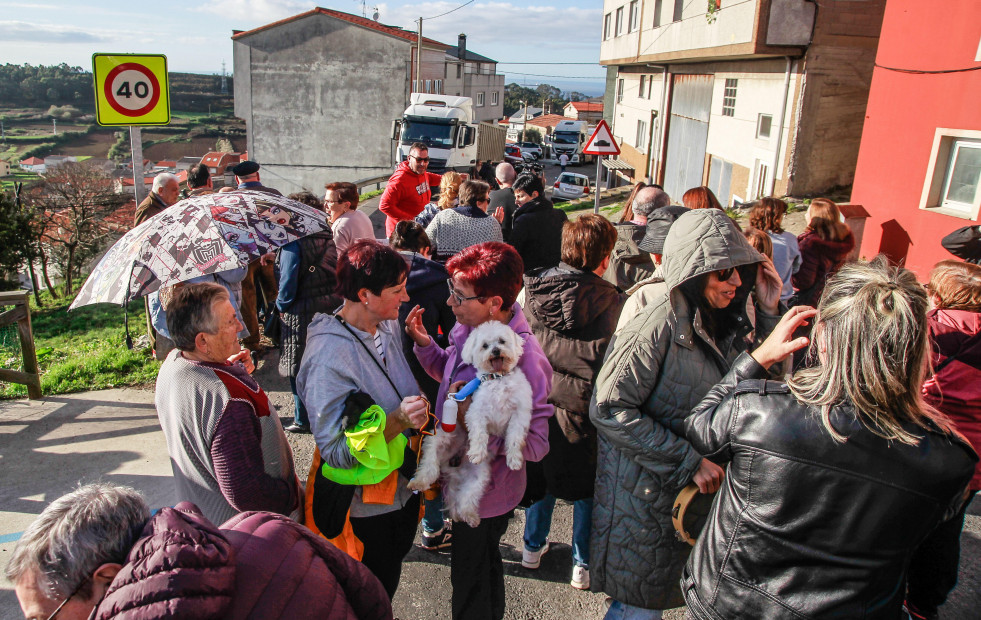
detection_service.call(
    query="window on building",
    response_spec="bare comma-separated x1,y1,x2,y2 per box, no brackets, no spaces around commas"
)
639,75,647,97
491,91,499,106
434,79,443,94
722,79,737,117
617,78,624,103
629,1,640,32
476,92,485,107
920,130,981,218
757,114,772,139
673,0,684,22
636,119,647,153
604,13,612,39
456,64,462,79
653,0,662,27
648,74,655,99
616,6,625,35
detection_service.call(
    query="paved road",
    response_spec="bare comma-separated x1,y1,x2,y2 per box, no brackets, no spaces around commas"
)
2,347,979,619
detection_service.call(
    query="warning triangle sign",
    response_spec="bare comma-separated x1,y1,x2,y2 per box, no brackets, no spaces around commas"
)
582,120,620,156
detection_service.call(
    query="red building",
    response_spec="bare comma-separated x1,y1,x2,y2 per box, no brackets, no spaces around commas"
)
852,0,981,278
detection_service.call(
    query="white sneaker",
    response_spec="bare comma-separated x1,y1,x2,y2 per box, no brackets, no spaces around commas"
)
521,541,550,569
570,565,590,590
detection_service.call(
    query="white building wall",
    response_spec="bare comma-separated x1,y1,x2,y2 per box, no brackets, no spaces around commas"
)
610,71,666,166
705,70,799,200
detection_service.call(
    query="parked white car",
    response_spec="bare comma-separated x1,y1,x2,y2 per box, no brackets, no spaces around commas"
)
551,172,591,200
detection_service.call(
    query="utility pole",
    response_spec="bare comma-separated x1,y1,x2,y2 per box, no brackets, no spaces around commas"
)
415,18,423,93
521,100,528,143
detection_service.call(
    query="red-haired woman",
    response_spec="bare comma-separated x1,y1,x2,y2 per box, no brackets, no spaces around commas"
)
405,242,554,620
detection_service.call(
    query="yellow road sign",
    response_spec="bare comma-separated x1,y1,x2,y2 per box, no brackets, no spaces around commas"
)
92,54,170,126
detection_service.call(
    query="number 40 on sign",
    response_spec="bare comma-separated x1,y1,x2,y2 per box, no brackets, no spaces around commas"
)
92,54,170,126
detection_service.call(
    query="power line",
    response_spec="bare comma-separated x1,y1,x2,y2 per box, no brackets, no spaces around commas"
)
506,71,604,80
423,0,476,20
496,62,599,65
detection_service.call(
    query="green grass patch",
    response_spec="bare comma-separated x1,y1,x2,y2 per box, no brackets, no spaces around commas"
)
360,189,384,201
0,288,159,399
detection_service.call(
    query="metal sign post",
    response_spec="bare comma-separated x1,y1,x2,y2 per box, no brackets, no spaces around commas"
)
129,126,146,205
594,155,603,214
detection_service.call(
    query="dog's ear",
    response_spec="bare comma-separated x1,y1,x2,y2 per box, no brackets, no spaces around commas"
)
461,325,480,365
507,326,524,359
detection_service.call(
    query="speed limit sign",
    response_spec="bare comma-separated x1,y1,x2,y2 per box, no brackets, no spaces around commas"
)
92,54,170,126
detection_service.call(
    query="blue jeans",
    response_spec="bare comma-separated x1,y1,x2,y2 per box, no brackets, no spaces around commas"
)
289,376,308,426
604,600,663,620
422,491,445,534
523,494,593,567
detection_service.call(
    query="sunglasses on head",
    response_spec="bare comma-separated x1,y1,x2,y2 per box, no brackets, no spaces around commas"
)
714,267,736,281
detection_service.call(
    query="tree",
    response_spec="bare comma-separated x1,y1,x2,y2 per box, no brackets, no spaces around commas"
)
215,137,234,153
27,162,127,296
0,190,39,293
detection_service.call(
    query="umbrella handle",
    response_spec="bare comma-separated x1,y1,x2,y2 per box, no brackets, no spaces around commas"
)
124,302,133,350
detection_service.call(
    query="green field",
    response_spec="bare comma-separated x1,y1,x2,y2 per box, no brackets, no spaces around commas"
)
0,289,159,399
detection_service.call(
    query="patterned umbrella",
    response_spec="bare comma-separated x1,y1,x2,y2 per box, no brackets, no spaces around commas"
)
70,190,329,309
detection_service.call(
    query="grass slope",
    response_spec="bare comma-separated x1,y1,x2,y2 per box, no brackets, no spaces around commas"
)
0,289,159,399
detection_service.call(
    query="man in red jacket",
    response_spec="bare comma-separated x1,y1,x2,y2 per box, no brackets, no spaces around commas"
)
379,142,442,237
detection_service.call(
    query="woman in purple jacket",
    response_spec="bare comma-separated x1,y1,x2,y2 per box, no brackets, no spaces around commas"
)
405,242,554,620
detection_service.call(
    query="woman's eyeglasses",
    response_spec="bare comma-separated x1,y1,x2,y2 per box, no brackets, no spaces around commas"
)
714,267,736,282
447,280,482,305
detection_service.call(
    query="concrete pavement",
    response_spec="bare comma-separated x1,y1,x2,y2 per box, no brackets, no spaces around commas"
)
2,353,980,619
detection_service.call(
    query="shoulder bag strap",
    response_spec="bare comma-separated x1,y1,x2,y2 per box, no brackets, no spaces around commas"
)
336,315,404,401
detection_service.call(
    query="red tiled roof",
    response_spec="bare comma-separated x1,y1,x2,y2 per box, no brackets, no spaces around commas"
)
200,152,241,167
527,114,567,129
155,160,177,168
566,102,604,113
232,7,449,48
121,170,188,186
20,157,44,165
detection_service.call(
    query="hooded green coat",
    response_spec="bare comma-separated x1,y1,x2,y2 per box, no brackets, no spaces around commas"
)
589,209,779,610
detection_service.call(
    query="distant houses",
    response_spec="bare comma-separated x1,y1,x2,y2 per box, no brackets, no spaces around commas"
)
19,157,45,173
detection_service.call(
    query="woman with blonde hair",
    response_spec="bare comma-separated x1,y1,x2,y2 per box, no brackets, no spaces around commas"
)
794,197,854,307
906,259,981,620
416,171,463,228
682,257,977,620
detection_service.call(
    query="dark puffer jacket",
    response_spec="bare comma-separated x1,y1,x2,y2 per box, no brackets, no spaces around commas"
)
509,195,567,273
682,355,977,620
277,231,340,377
523,263,624,500
589,209,778,610
91,502,392,620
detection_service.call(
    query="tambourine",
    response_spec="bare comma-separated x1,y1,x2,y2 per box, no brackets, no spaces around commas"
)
671,483,717,546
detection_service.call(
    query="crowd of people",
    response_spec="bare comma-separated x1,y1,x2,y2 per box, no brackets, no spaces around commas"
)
7,153,980,620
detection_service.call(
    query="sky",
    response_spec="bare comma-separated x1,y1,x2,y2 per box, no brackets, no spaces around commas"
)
0,0,608,95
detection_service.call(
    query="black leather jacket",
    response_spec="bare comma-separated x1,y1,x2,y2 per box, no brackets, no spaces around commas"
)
683,353,977,620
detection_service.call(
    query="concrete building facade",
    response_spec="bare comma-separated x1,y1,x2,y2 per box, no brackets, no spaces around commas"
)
443,34,506,124
232,8,449,194
600,0,885,205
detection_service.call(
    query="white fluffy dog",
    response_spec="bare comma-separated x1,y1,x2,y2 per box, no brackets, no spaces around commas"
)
408,321,533,526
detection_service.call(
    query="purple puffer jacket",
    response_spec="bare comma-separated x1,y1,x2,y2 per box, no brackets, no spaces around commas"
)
91,502,392,620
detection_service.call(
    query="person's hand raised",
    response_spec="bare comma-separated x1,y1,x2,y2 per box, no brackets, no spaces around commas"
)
751,305,817,369
404,305,431,347
754,256,783,315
